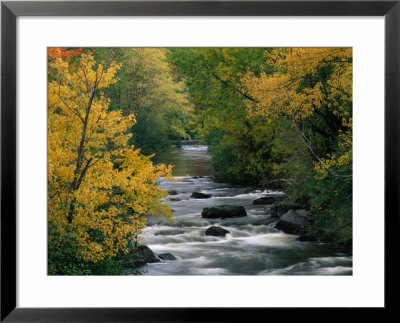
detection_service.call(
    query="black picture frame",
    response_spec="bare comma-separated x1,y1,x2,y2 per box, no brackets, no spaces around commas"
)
1,0,398,321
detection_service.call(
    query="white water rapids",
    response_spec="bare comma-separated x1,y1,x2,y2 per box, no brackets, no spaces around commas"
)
139,145,352,275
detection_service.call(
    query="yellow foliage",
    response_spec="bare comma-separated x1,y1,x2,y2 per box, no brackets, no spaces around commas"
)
242,48,352,180
48,50,173,263
242,48,352,122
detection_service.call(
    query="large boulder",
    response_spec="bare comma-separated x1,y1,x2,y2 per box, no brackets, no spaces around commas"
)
275,220,304,235
125,245,160,268
205,226,230,237
158,253,177,261
134,245,160,263
274,209,311,234
253,196,283,205
280,209,309,226
270,201,305,217
201,205,247,219
191,192,212,199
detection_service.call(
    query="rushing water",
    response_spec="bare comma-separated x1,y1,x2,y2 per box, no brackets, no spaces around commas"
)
142,145,352,275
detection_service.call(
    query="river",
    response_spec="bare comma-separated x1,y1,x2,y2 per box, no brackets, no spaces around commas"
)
141,145,352,275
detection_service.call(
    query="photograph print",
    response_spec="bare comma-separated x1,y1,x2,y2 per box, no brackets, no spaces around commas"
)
48,47,352,276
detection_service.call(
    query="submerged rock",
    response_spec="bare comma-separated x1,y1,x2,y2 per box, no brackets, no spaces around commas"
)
253,196,283,205
158,253,177,260
201,205,247,219
205,226,230,237
191,192,212,199
154,229,185,236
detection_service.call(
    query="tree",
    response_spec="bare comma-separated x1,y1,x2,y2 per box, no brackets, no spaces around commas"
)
48,50,173,266
242,48,353,244
168,48,280,185
91,48,193,154
171,47,353,245
242,48,352,179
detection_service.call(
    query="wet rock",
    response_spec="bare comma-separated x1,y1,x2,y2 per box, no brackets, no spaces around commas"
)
125,245,160,268
253,196,283,205
191,192,212,199
169,198,181,201
168,190,178,195
274,209,311,235
270,201,305,217
275,220,304,235
205,226,230,237
280,209,309,226
158,253,177,260
201,205,247,219
134,246,160,263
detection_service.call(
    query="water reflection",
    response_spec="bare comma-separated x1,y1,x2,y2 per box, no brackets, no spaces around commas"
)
152,145,213,176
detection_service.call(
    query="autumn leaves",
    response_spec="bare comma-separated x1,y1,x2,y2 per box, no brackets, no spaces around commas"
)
48,47,353,272
48,50,173,264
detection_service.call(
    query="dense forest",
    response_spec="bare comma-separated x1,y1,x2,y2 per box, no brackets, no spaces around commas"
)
48,47,352,275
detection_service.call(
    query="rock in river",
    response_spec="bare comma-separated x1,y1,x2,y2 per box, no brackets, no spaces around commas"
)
201,205,247,219
274,209,311,234
125,245,160,268
280,209,309,226
275,220,304,235
158,253,177,261
191,192,212,199
168,190,178,195
205,226,230,237
134,245,160,263
270,201,305,217
253,196,283,205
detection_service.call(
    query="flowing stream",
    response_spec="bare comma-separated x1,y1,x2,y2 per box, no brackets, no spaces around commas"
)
141,145,352,275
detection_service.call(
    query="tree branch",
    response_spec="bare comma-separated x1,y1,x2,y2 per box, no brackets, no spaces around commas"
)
211,72,258,103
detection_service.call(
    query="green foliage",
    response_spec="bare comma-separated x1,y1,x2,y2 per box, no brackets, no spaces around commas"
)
90,48,193,155
170,48,352,246
48,223,121,275
288,168,352,247
168,48,279,185
48,222,149,275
